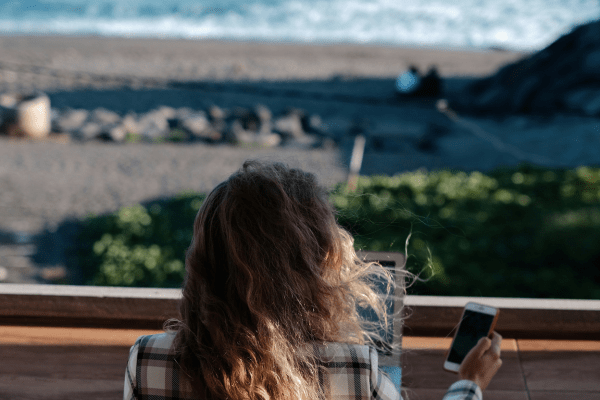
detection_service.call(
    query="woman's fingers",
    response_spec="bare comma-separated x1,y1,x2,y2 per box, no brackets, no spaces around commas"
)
461,336,490,367
459,332,504,391
474,336,492,357
488,332,502,359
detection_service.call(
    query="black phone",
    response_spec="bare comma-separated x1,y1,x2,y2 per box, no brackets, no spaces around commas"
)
443,302,499,373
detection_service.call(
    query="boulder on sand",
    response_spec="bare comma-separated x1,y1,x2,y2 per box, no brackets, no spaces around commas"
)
16,93,52,138
448,20,600,116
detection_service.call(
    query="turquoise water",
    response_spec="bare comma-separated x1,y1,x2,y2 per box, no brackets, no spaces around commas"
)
0,0,598,50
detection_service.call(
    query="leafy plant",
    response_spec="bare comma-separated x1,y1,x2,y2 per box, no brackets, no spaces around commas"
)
75,193,205,287
73,165,600,299
333,165,600,299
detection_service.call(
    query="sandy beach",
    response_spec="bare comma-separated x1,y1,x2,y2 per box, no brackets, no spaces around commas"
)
2,35,599,284
0,36,525,88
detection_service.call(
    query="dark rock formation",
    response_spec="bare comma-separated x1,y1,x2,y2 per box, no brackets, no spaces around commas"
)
449,19,600,117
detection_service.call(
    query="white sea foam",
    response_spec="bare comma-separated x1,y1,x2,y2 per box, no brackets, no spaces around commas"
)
0,0,598,50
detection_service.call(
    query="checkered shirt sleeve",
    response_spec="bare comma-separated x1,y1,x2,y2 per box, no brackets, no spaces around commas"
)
441,380,483,400
123,339,139,400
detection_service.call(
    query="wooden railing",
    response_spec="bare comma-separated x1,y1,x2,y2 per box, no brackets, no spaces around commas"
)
1,283,599,340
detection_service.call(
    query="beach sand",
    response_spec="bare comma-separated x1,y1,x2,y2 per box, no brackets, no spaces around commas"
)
0,35,525,89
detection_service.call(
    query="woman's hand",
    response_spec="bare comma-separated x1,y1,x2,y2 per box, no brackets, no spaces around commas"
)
458,331,503,391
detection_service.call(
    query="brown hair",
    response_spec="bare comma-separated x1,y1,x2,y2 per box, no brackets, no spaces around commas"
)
167,160,399,400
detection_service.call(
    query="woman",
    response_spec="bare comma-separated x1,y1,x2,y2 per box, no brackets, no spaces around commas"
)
124,161,502,400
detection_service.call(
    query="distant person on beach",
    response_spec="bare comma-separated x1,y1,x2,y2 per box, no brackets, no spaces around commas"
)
396,65,441,98
123,161,502,400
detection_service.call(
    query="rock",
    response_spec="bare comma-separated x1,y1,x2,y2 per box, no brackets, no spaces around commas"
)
53,108,89,133
16,93,51,138
61,107,127,142
90,108,121,125
273,109,305,139
105,124,128,142
122,113,140,134
174,107,194,119
209,105,227,120
119,109,171,140
448,19,600,116
284,134,321,149
76,121,103,140
257,132,282,147
155,106,177,120
180,111,220,141
0,104,18,135
228,120,281,147
0,93,20,108
137,109,170,140
180,112,209,134
208,105,228,137
232,107,260,132
255,104,272,123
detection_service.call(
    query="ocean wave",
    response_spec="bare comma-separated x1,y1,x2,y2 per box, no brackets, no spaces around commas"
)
0,0,598,50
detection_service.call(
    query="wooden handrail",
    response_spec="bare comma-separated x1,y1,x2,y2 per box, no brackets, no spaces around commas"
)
402,295,600,340
1,284,599,339
0,284,180,329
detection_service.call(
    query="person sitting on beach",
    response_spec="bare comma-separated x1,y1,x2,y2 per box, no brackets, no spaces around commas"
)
123,160,503,400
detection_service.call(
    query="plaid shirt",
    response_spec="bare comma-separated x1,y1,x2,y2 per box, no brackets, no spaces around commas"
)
124,332,481,400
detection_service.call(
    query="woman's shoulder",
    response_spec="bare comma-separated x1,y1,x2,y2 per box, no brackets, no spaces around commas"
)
132,331,177,353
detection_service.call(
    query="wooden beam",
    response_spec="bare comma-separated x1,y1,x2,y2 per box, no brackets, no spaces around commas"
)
1,284,599,340
0,284,180,329
403,296,600,340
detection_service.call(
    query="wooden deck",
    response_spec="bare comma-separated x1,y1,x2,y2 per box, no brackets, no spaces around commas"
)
1,326,599,400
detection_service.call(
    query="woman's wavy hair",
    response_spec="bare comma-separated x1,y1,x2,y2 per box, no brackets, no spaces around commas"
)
167,160,402,400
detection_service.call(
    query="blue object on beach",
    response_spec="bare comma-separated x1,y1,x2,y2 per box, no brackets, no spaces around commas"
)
380,366,402,392
395,70,421,94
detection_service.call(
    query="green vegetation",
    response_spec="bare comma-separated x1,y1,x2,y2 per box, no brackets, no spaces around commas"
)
76,193,205,287
73,165,600,299
334,165,600,299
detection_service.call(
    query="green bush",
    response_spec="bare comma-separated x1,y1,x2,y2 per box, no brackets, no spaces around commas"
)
75,193,205,287
73,165,600,299
333,165,600,299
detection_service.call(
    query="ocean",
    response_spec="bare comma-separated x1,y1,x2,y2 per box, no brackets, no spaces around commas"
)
0,0,599,51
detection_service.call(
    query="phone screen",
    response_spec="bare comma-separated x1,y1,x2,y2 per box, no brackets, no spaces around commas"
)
447,309,495,364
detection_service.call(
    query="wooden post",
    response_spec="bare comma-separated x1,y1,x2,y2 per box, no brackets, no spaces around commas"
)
347,134,366,191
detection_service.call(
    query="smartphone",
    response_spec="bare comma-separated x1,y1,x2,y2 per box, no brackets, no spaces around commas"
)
443,302,499,373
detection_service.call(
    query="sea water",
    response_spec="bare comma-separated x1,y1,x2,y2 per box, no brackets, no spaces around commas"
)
0,0,598,51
